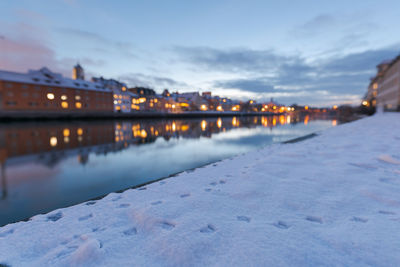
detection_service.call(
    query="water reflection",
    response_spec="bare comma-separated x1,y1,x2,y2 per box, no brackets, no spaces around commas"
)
0,114,334,226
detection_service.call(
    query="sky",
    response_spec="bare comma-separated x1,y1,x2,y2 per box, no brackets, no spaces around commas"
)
0,0,400,106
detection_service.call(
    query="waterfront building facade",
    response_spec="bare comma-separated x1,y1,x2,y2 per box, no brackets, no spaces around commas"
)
92,77,131,113
376,57,400,111
0,67,113,115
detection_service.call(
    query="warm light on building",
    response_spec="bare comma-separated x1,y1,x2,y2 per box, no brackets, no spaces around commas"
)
50,137,57,147
75,95,81,101
333,105,338,110
200,104,207,111
216,105,223,111
61,95,67,100
64,136,69,143
362,101,369,106
77,128,83,136
47,93,55,100
75,102,82,109
61,101,68,109
305,106,309,110
122,86,126,91
140,129,147,138
63,129,70,137
332,120,337,126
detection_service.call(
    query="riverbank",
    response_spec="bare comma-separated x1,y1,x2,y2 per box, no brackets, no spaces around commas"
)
1,113,400,266
0,110,280,121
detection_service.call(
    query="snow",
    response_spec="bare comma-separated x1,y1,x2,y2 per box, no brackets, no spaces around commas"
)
0,68,111,93
1,113,400,266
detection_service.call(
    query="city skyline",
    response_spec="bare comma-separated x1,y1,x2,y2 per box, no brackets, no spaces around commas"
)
1,0,400,106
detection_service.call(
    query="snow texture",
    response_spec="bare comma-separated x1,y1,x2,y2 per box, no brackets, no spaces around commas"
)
1,113,400,266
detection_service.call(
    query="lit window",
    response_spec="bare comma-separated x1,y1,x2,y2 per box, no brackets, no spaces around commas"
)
63,129,70,137
114,100,118,105
61,95,67,100
200,104,207,111
122,86,126,91
47,93,55,100
64,136,70,143
61,101,68,108
77,128,83,135
75,95,81,100
75,102,82,109
50,137,57,147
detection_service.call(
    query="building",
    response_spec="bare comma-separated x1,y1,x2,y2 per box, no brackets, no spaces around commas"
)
376,56,400,111
128,87,156,96
0,67,113,116
72,63,85,80
92,77,131,113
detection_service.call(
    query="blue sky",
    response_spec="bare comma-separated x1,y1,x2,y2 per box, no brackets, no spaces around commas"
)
1,0,400,106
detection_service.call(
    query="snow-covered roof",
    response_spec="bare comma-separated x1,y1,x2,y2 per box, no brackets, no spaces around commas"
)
0,68,112,93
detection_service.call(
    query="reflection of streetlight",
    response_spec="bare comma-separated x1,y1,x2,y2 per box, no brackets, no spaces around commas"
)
304,115,309,125
50,137,57,147
332,120,337,126
232,117,238,127
201,120,207,131
217,118,222,128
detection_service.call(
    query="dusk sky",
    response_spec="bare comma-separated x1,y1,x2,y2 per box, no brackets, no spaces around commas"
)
1,0,400,106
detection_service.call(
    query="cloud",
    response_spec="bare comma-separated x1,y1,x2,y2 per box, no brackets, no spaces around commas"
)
215,79,275,93
173,45,400,105
172,46,293,74
58,28,137,58
292,14,336,37
119,73,187,90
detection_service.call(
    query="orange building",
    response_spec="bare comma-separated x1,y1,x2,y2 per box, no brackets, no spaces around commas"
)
0,67,113,116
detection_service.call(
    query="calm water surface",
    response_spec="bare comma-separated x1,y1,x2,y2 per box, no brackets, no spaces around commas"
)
0,115,336,226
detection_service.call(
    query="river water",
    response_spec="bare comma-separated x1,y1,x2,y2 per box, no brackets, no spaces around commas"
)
0,114,336,226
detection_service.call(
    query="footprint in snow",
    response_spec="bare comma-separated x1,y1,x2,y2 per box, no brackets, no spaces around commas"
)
379,210,396,215
118,203,130,208
86,201,96,206
273,221,290,229
305,216,323,224
237,216,251,223
0,229,14,238
159,221,175,230
112,196,122,202
348,163,378,170
78,214,93,221
210,182,217,186
219,180,226,184
351,217,368,223
205,188,212,192
123,227,137,236
47,212,63,222
151,201,163,205
200,224,216,233
180,193,190,198
160,181,166,185
225,174,232,177
138,187,147,191
56,246,78,259
378,155,400,165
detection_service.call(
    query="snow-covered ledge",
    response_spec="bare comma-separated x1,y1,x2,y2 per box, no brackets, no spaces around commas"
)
1,113,400,266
